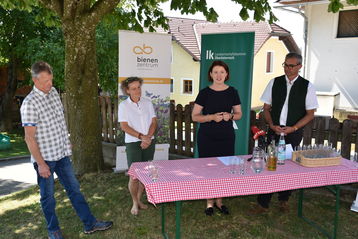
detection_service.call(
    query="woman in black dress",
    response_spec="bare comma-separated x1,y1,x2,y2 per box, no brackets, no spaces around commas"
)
192,60,242,216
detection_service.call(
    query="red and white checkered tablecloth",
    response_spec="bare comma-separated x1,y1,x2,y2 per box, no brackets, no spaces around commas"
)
127,156,358,205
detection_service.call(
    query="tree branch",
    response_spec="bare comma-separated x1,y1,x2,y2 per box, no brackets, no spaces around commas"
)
63,0,79,21
89,0,120,25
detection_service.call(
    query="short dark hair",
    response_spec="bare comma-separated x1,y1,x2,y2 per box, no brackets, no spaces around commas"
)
208,60,230,82
31,61,53,78
120,77,143,95
285,53,302,65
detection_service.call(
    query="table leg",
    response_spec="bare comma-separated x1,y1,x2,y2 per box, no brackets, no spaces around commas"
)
297,185,340,239
160,202,182,239
298,188,304,218
175,201,182,239
161,204,169,239
333,185,340,239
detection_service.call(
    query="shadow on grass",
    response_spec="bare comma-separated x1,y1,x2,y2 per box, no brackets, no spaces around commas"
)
0,184,38,201
0,179,35,196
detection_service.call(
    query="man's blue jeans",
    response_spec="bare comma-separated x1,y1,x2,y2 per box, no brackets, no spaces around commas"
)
34,156,96,233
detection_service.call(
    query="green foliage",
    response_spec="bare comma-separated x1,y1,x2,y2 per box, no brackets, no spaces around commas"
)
96,20,119,96
170,0,219,22
0,0,36,11
0,7,65,89
329,0,358,12
0,129,29,158
346,0,358,5
33,7,61,27
24,28,65,90
0,0,59,26
328,0,345,12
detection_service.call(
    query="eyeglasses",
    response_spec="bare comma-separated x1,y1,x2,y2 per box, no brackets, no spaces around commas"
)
282,63,301,69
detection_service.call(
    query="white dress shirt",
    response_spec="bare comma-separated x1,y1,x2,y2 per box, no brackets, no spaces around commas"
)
118,96,156,143
260,75,319,126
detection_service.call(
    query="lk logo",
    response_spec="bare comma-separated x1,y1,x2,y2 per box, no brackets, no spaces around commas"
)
133,44,153,54
206,50,214,60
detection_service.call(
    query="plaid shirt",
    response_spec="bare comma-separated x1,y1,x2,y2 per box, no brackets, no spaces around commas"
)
20,86,72,163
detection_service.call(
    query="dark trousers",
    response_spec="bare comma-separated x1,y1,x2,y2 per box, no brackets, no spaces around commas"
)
257,127,304,208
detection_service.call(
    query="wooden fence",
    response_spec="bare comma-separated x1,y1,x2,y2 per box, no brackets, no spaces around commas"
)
99,96,118,144
99,96,357,160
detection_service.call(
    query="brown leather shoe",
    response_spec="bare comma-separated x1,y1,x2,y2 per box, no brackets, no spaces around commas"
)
248,204,269,215
279,201,289,213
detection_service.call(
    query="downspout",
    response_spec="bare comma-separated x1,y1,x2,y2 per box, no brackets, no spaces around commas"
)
274,5,308,78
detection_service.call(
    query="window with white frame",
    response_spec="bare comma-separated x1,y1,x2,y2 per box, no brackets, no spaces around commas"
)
266,51,273,73
337,10,358,38
182,79,193,94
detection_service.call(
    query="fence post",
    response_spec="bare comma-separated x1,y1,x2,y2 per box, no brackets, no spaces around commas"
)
100,96,108,142
303,120,313,146
190,102,196,157
184,104,192,157
169,101,176,154
341,119,353,159
328,118,340,149
113,98,118,142
176,104,184,155
315,116,326,145
106,97,114,143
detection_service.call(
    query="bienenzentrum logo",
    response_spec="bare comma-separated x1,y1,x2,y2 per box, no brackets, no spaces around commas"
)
133,44,153,54
133,44,159,68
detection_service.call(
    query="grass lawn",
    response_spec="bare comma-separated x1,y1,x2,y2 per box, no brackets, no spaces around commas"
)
0,128,29,159
0,172,357,239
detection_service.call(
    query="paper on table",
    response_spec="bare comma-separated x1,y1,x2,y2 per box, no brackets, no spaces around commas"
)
286,144,293,159
218,156,243,165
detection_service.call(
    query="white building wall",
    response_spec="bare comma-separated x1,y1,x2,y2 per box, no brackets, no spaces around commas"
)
306,4,358,110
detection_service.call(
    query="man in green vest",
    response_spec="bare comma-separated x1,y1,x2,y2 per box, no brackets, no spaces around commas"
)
252,52,318,214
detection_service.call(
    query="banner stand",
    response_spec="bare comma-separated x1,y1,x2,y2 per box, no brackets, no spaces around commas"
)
116,31,171,171
196,32,255,157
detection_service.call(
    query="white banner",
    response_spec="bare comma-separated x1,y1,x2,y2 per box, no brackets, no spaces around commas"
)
116,30,171,171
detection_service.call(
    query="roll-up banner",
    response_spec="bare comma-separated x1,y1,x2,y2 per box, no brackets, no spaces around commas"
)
116,30,171,171
197,32,255,156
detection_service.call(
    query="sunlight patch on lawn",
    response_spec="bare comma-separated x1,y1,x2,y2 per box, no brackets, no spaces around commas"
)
14,222,40,234
0,194,39,216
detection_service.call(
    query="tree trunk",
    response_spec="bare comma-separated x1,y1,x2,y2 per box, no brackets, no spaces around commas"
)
0,60,18,131
63,21,103,174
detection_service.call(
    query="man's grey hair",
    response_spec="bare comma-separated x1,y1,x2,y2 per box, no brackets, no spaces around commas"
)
31,61,53,78
285,53,302,65
285,52,302,65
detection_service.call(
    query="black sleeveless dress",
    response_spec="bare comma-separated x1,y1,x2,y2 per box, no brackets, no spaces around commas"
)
195,86,241,158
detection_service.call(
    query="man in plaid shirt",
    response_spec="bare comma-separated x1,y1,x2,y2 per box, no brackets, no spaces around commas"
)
20,61,112,239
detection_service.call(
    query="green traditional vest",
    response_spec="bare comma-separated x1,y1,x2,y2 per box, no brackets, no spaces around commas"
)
271,75,309,126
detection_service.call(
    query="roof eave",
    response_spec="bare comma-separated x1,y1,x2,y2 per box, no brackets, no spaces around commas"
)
275,0,329,8
173,38,200,61
279,35,301,54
